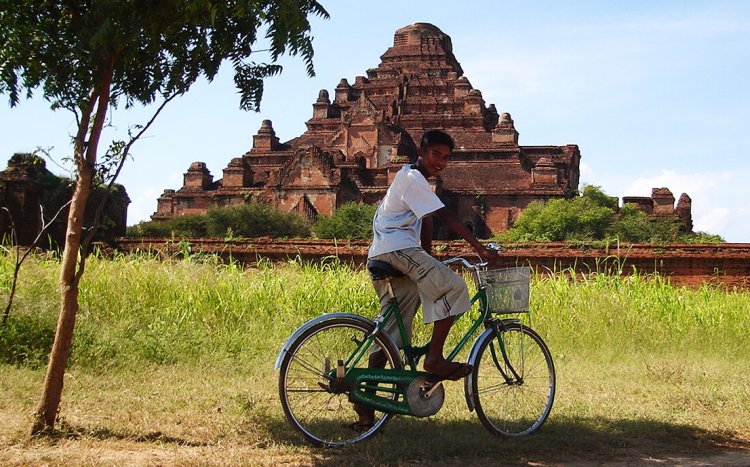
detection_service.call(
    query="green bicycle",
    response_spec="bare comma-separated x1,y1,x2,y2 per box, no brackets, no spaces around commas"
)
276,247,556,446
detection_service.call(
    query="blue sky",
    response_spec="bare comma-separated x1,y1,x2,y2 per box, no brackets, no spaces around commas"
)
2,1,749,241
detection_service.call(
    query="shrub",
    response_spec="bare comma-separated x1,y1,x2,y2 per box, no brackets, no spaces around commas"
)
127,214,208,238
496,188,614,242
495,185,722,244
314,202,377,240
205,203,310,238
679,231,725,244
581,184,618,209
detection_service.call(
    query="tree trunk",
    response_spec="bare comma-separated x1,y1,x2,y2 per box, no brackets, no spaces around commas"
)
31,64,113,434
30,167,92,434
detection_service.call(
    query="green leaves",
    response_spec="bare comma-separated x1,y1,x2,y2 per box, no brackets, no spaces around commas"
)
501,196,613,242
313,202,377,240
128,202,312,239
234,63,283,112
496,185,719,244
205,203,311,238
0,0,329,111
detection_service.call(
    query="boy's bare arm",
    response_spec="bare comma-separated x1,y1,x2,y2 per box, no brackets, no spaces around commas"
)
432,207,498,261
421,215,434,254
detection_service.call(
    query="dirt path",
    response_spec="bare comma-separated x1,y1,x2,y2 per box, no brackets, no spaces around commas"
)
2,438,749,466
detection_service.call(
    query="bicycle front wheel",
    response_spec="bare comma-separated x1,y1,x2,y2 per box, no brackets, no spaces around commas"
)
278,315,402,447
471,323,555,436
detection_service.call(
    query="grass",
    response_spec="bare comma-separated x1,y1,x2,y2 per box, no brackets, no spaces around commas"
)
1,251,749,465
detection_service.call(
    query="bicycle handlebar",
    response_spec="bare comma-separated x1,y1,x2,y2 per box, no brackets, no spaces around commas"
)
442,256,487,269
440,243,501,270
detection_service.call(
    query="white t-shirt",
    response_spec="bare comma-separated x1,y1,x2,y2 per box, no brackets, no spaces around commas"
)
368,165,444,258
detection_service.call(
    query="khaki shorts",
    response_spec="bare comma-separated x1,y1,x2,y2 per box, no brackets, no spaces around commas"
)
370,247,471,348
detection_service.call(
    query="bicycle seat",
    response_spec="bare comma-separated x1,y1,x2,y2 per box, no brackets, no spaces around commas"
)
367,259,405,280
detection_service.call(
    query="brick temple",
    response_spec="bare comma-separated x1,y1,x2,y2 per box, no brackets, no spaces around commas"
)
0,153,129,246
152,22,691,238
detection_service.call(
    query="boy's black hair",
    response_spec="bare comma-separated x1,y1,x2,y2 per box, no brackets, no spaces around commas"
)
420,130,454,151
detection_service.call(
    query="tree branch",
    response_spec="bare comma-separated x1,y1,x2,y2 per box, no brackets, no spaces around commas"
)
1,200,72,325
77,92,180,282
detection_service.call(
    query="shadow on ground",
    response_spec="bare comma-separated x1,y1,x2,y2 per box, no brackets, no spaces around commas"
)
266,415,750,466
43,421,210,448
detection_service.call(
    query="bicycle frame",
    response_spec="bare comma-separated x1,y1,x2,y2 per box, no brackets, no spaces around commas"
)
360,265,523,368
276,257,555,443
371,274,491,372
274,261,529,416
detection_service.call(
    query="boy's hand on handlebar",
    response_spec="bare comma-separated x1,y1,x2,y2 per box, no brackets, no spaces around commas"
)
476,244,500,262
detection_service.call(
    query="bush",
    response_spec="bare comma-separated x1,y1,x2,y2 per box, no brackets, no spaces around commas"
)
607,204,654,242
607,204,684,243
679,231,725,244
581,184,618,210
127,214,208,238
314,202,377,240
205,203,310,238
495,185,722,244
126,203,310,239
497,187,614,242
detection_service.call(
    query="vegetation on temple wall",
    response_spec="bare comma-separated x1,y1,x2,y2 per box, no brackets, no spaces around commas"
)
678,231,725,244
313,202,377,240
129,191,724,244
128,203,311,239
127,214,209,238
129,201,379,240
495,185,724,244
205,203,311,238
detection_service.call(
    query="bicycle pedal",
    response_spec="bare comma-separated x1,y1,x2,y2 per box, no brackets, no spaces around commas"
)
423,381,443,398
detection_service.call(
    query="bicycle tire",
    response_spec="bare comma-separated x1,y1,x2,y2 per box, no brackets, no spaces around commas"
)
471,323,555,436
278,315,403,447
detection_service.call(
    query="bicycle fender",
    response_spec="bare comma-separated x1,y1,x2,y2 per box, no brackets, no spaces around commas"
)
274,312,377,370
463,327,496,412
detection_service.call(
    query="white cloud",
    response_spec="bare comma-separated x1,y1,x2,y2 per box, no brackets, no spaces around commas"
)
624,170,731,198
579,162,595,180
624,169,748,241
696,208,730,234
126,187,163,224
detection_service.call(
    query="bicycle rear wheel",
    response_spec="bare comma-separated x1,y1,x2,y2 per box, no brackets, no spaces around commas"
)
278,315,402,446
471,323,555,436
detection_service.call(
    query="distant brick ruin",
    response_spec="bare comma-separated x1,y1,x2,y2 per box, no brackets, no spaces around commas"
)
153,22,692,238
0,153,129,247
624,188,692,233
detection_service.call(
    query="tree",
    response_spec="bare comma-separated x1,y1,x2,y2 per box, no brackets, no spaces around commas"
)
497,185,722,244
0,0,328,434
497,186,614,242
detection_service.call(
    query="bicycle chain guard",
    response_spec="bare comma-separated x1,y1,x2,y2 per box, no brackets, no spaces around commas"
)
406,376,445,417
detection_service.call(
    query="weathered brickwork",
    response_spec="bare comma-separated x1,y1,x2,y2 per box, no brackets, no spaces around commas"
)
153,23,691,238
0,153,130,247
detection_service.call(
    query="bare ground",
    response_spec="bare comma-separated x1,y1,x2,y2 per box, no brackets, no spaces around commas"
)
1,416,748,466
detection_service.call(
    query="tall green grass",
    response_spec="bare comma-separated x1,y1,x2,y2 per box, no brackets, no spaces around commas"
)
1,251,748,370
530,269,749,361
2,251,749,464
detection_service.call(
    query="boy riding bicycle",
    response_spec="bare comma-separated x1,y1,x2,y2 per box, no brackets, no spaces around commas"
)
356,129,499,427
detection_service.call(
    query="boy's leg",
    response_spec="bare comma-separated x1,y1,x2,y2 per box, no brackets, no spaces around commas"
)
389,248,472,380
354,273,420,427
423,316,471,380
